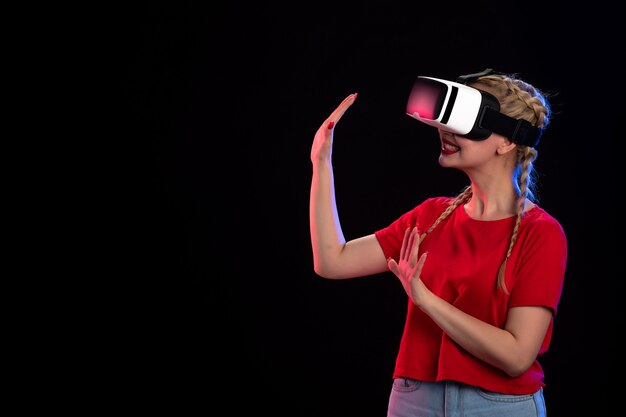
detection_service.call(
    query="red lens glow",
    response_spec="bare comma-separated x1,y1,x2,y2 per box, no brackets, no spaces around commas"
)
406,78,447,121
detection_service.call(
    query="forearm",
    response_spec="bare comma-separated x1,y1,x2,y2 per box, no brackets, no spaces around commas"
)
419,290,532,377
310,161,347,278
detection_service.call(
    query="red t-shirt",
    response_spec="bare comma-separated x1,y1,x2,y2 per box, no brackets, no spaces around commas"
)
374,197,567,395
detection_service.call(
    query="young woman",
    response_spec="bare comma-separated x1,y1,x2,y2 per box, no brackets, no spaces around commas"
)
309,70,567,417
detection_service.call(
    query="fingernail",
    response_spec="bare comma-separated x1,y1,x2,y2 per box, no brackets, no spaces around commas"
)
328,121,334,129
353,92,358,99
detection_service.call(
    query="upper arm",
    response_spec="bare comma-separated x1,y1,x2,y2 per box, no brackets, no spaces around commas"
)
323,234,389,279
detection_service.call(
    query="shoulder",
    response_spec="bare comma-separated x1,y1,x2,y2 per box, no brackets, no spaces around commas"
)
520,206,568,254
394,196,453,219
377,196,452,233
524,206,566,237
421,196,455,213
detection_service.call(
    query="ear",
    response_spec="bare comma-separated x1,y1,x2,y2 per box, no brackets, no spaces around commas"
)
496,137,517,155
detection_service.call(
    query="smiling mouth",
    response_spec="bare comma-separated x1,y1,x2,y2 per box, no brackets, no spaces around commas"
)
441,139,460,154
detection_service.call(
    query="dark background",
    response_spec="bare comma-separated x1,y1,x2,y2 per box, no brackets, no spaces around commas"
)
109,2,624,416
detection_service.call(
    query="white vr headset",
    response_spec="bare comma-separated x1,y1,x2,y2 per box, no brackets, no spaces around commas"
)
406,68,542,147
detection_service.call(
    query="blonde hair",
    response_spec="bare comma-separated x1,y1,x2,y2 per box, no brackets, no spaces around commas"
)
421,73,552,293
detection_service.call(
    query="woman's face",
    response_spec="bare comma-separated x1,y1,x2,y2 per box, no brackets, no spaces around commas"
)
436,128,513,173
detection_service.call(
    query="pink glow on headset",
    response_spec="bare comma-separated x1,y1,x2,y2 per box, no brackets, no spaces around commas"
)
406,80,443,121
407,95,435,119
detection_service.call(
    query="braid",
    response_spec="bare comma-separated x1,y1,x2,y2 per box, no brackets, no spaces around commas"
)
505,79,551,130
474,75,551,130
471,73,550,294
496,146,538,294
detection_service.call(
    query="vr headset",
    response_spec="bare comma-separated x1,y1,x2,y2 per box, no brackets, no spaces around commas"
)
406,68,542,147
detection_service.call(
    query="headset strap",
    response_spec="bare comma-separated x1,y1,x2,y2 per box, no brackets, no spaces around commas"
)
456,68,495,84
460,68,543,147
481,107,542,147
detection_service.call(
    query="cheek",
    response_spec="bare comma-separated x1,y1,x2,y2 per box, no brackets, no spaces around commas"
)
459,137,498,153
462,145,500,163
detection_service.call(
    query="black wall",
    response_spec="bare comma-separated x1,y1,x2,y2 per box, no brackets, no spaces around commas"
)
112,3,624,416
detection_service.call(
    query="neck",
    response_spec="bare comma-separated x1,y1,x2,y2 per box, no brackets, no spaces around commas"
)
464,184,529,221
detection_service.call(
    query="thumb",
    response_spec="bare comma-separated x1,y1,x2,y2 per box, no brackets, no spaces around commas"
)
387,258,399,275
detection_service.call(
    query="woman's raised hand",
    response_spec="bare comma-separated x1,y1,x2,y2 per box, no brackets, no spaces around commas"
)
311,93,357,164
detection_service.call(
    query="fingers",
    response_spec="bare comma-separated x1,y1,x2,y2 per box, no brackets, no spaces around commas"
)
402,227,420,258
409,228,421,267
415,252,428,274
326,93,358,129
399,227,411,260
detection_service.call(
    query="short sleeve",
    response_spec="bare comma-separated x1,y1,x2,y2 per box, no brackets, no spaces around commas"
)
374,197,452,262
508,217,568,315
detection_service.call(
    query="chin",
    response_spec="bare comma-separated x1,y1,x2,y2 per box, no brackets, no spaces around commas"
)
438,155,453,168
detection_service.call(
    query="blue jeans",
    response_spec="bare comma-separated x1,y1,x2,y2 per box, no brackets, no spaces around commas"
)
387,378,546,417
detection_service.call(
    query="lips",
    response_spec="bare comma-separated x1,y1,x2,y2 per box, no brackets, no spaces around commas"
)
441,138,460,155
